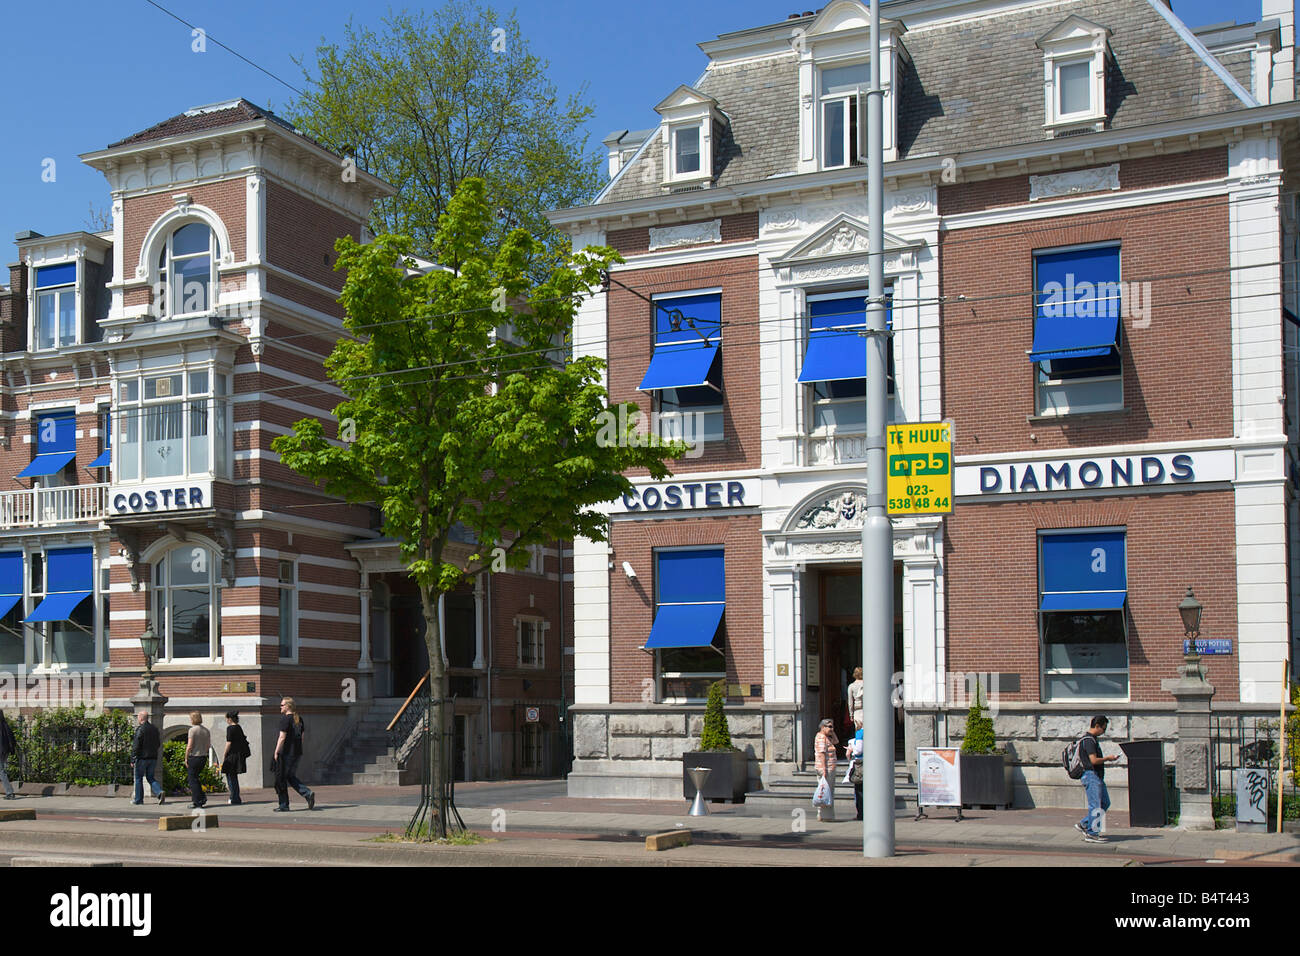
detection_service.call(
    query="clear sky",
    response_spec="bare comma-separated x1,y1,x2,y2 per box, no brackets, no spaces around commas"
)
0,0,1266,266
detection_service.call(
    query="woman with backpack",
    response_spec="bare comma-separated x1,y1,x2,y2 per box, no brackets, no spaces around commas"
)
272,697,315,812
220,711,251,805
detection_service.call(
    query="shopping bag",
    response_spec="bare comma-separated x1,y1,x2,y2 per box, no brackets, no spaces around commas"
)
841,761,855,786
812,777,832,806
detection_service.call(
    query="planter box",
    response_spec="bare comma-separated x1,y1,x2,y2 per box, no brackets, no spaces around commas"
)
959,753,1013,808
682,751,749,803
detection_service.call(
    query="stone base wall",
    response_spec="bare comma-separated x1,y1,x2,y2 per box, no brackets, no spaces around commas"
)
906,704,1277,810
568,704,800,799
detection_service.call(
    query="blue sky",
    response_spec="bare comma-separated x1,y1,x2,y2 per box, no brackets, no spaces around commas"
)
0,0,1265,265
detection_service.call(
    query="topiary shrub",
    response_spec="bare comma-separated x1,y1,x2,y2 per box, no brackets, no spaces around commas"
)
960,684,996,755
697,680,734,752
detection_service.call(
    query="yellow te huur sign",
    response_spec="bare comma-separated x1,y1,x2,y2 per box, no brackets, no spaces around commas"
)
887,421,952,515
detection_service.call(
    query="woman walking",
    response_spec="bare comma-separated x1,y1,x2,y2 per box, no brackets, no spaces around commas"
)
814,718,839,822
220,711,250,805
273,697,315,812
185,712,211,809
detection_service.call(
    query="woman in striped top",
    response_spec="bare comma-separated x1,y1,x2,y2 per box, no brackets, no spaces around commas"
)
814,718,839,821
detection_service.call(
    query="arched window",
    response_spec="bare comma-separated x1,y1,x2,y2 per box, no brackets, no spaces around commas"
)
157,223,218,317
153,545,220,660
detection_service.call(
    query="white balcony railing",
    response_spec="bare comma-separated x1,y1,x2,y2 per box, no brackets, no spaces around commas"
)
0,484,110,530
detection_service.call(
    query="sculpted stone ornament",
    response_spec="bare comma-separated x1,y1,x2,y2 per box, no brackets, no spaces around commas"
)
795,490,870,531
1028,164,1120,201
648,219,721,250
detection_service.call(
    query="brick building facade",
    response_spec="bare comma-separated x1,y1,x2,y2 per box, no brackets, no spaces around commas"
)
0,100,572,786
553,0,1300,805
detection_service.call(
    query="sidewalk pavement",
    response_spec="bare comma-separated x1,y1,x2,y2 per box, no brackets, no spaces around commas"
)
2,782,1296,866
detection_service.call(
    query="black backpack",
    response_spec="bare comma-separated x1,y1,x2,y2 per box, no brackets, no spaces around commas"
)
1062,735,1089,779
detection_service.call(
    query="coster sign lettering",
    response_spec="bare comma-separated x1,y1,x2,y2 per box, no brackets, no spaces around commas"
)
109,480,214,516
622,481,745,512
953,450,1235,498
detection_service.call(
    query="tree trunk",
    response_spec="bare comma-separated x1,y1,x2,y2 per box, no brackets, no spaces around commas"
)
420,586,447,839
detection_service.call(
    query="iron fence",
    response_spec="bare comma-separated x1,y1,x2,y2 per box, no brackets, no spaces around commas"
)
7,713,134,786
1209,714,1285,816
499,727,571,778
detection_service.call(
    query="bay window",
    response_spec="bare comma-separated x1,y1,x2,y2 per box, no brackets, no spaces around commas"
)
116,369,230,481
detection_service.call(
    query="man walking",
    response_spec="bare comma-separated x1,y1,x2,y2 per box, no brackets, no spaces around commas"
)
0,710,18,799
272,697,315,812
131,711,165,805
1075,715,1120,843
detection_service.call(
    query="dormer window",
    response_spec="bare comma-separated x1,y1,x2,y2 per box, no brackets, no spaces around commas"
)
1038,16,1110,133
655,86,722,188
158,223,218,317
819,62,868,169
34,263,77,351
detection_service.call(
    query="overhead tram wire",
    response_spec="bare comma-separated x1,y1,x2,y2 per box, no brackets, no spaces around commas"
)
141,0,304,97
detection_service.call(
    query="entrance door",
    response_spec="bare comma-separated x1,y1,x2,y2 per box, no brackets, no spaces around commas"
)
370,582,393,698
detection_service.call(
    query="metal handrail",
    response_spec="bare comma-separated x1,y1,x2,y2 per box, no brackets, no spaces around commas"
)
385,670,430,733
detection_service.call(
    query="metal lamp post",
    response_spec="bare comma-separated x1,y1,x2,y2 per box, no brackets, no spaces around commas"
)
139,621,159,680
131,619,168,730
1170,585,1215,829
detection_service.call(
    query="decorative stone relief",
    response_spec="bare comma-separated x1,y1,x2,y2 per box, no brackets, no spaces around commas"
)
888,189,934,215
791,255,907,282
790,539,861,557
805,223,870,258
1028,163,1120,201
648,219,721,250
795,490,869,531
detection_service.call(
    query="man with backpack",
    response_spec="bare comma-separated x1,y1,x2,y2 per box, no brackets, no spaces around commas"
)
1068,715,1120,843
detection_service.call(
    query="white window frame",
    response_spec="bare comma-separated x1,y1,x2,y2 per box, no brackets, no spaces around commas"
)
1033,243,1124,417
30,407,78,491
115,365,231,482
156,223,219,319
32,265,78,352
672,124,702,177
1039,19,1109,133
278,559,297,663
817,62,868,171
802,288,895,435
1038,527,1130,703
28,547,100,672
153,545,221,662
515,616,547,669
525,544,544,575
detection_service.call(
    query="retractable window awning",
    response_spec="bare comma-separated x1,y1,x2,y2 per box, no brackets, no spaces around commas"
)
643,603,725,649
26,590,92,622
88,450,111,468
25,546,93,626
18,452,75,478
1039,531,1127,613
797,294,891,384
1029,247,1121,362
638,344,720,391
0,552,21,622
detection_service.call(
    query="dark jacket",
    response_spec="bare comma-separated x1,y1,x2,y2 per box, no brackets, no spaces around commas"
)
221,724,250,775
132,720,161,760
0,713,16,761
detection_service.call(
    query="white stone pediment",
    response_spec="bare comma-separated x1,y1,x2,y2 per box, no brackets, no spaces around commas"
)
805,0,904,39
654,85,718,115
1036,14,1109,48
772,213,924,266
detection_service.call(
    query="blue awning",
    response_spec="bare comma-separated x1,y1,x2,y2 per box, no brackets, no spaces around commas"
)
17,451,76,478
88,450,111,468
798,330,865,383
25,590,92,623
644,603,725,650
638,344,720,391
0,594,21,619
1039,591,1127,612
1030,247,1121,362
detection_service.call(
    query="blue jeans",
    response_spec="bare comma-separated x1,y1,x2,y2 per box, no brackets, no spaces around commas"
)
133,758,162,802
0,762,13,797
186,756,208,807
225,773,241,803
1079,770,1110,835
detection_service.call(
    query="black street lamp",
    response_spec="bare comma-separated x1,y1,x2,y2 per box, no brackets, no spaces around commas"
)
139,621,159,679
1178,586,1203,657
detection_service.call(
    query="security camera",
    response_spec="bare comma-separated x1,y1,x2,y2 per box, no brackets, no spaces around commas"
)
622,561,637,580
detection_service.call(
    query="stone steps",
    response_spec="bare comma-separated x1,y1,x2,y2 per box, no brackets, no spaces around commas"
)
740,765,916,816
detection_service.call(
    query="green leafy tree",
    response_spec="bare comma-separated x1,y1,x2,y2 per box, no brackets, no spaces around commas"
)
698,680,734,752
273,178,683,838
960,684,996,755
289,2,601,257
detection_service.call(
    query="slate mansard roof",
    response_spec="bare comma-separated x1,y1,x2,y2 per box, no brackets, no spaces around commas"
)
596,0,1255,206
106,98,299,148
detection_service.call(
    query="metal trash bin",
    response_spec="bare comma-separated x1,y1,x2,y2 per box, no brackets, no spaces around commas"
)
1120,739,1166,827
